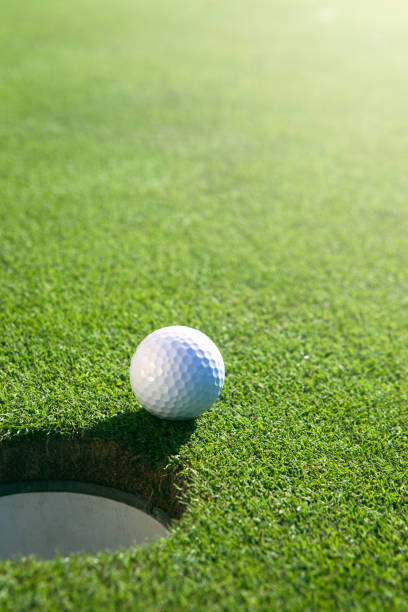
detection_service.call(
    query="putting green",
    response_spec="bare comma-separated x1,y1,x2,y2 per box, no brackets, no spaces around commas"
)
1,0,408,609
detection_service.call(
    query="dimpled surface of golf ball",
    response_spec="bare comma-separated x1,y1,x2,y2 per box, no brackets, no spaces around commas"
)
130,326,225,420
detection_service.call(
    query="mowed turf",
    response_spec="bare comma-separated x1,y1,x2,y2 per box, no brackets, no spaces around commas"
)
1,0,408,609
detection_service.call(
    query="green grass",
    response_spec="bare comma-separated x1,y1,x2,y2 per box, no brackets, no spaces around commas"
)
1,0,408,609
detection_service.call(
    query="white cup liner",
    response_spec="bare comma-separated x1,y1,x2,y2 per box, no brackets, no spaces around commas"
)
0,481,169,560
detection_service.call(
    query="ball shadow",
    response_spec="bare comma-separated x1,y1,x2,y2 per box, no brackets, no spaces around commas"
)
85,408,196,464
0,410,196,519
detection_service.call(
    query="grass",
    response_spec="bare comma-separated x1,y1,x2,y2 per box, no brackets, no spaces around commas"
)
1,0,408,609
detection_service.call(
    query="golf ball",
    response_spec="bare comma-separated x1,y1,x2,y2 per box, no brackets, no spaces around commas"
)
130,326,225,420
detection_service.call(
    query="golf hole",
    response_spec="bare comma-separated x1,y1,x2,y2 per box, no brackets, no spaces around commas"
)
0,481,170,560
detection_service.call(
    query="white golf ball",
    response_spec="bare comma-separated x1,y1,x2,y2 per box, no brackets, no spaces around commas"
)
130,326,225,420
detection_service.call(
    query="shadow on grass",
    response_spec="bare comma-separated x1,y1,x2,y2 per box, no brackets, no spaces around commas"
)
86,409,196,464
0,410,196,519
